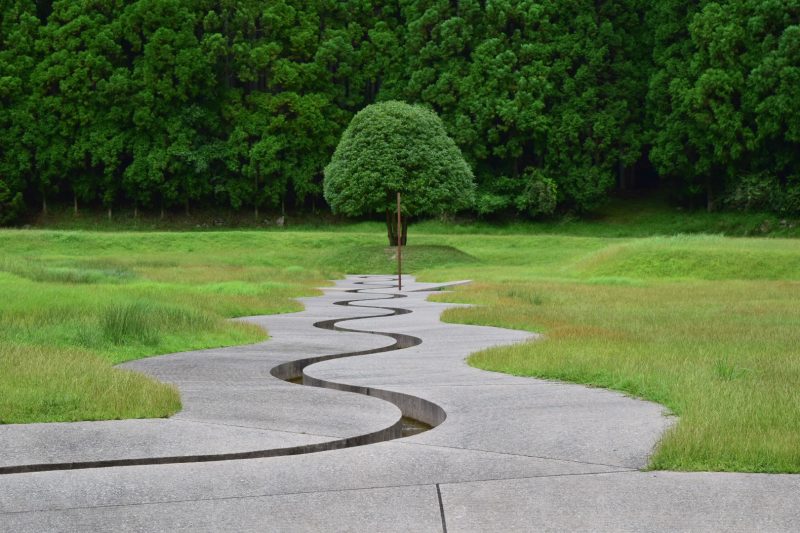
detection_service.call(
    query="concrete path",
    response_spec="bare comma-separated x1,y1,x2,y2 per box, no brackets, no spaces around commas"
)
0,275,797,531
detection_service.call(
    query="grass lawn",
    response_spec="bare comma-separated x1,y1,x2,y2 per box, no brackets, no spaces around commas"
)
1,224,798,474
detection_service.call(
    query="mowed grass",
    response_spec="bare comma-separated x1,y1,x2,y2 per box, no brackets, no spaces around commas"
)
2,227,799,474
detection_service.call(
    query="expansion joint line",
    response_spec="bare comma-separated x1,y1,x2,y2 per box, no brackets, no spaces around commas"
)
436,483,448,533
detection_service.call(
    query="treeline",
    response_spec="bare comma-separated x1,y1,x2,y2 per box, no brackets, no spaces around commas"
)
1,0,799,224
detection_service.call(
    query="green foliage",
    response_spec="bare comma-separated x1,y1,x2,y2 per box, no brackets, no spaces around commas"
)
0,0,798,218
724,172,781,212
324,101,475,218
515,168,557,217
647,0,800,212
0,179,24,224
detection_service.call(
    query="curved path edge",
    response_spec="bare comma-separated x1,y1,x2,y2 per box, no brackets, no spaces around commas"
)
0,276,468,474
2,277,798,532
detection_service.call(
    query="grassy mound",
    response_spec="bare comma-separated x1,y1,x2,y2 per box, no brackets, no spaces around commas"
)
323,244,479,273
573,235,800,280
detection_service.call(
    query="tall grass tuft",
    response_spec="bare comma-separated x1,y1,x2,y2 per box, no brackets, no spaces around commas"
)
0,344,180,424
100,301,215,346
102,301,160,345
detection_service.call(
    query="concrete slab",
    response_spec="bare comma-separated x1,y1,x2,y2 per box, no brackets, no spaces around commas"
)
2,484,444,533
0,418,332,469
0,442,619,514
171,384,401,437
440,471,800,532
399,384,670,469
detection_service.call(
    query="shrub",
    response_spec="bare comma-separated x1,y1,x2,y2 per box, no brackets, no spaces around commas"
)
0,179,24,225
515,168,558,217
725,172,780,212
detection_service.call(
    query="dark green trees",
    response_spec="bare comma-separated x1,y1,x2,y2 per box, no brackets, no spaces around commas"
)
390,0,646,215
647,0,800,212
324,101,474,244
0,0,798,225
0,0,39,216
0,179,24,224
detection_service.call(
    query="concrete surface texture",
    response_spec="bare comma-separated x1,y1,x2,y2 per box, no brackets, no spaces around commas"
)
0,275,797,532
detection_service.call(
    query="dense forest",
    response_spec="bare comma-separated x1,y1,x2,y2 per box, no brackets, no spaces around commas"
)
1,0,798,224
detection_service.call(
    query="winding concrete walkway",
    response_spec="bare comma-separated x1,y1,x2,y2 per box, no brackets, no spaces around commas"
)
0,276,797,531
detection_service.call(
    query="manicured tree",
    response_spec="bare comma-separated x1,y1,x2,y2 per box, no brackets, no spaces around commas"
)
324,101,475,245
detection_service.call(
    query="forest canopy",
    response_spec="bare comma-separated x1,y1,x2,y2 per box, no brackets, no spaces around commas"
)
1,0,798,223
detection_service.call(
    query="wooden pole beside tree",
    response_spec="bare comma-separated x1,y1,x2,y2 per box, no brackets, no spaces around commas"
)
323,100,476,263
397,191,402,291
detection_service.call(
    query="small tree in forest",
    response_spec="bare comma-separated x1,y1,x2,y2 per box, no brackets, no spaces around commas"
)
0,179,24,226
324,101,475,245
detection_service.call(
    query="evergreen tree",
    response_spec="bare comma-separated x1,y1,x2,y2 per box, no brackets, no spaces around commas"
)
0,0,797,224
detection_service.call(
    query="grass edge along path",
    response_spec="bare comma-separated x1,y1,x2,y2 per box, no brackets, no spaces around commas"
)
2,228,799,475
0,230,337,424
429,237,800,473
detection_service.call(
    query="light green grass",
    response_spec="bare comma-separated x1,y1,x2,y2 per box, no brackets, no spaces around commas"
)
419,233,800,473
0,231,337,423
1,227,799,474
0,344,181,424
0,230,478,424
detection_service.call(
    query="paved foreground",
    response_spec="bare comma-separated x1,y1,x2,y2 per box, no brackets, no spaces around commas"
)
0,276,797,531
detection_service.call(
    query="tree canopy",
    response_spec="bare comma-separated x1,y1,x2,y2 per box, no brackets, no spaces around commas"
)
324,101,474,225
0,0,798,224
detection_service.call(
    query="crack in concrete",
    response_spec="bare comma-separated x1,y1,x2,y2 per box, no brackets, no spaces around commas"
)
396,440,635,470
436,483,448,533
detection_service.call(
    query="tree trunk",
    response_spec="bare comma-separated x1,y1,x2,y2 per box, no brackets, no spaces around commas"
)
254,170,259,219
386,209,396,246
42,195,47,215
706,177,715,213
134,204,138,219
385,210,409,246
108,206,112,220
73,193,78,216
